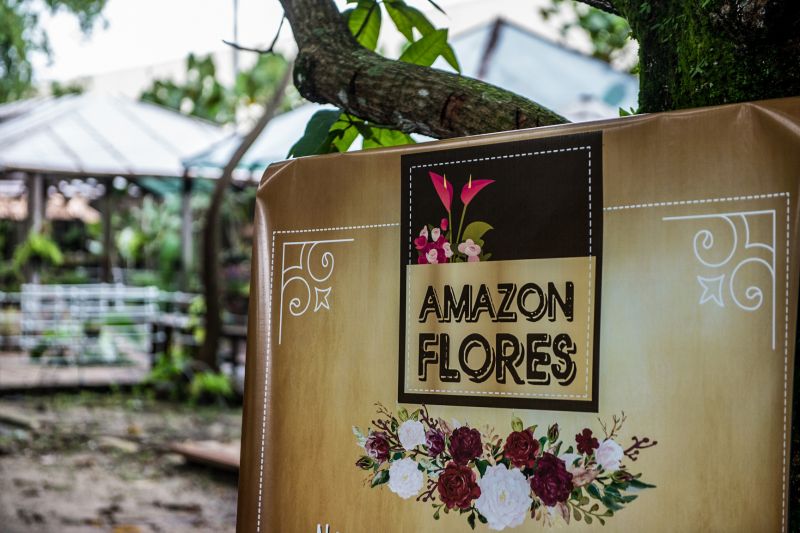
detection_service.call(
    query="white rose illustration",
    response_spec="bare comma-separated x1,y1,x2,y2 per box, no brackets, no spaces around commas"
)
596,439,624,471
397,420,426,450
474,464,532,531
388,457,424,499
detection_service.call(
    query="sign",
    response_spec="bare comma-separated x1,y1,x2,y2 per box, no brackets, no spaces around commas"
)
400,133,602,411
237,97,800,532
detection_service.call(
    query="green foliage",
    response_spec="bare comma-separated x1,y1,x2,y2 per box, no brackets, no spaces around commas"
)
189,371,234,405
0,0,108,103
146,349,237,405
398,29,449,67
346,1,382,51
12,230,64,272
115,196,180,288
146,349,190,401
287,110,343,157
541,1,635,68
140,53,294,125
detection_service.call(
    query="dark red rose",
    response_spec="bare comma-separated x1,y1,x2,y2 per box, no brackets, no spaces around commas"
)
437,462,481,510
503,430,540,469
448,427,482,465
530,453,574,506
426,429,445,457
575,428,599,455
365,432,390,462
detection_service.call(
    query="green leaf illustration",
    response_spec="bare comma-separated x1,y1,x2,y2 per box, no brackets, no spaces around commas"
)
511,416,523,432
352,426,367,446
371,469,390,487
461,221,493,245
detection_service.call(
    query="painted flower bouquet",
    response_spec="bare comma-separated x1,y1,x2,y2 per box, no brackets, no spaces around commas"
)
353,405,657,530
415,171,494,264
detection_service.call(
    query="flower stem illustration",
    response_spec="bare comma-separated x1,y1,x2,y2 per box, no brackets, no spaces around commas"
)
417,172,495,264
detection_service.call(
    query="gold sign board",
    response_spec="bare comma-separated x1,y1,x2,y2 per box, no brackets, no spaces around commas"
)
238,98,800,532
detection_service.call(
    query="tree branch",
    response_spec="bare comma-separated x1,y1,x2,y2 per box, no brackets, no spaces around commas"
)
197,63,294,371
278,0,568,138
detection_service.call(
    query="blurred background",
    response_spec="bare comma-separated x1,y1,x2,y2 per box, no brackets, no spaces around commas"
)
0,0,637,531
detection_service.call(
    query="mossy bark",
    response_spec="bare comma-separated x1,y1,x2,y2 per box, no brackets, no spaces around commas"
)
619,0,800,113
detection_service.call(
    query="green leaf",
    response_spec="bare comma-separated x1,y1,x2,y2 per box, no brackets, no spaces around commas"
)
461,221,493,245
399,29,448,67
385,1,414,41
475,459,489,477
328,114,361,152
586,483,603,500
288,109,342,157
399,5,460,71
628,478,657,489
573,507,582,521
441,44,461,72
348,1,382,51
511,416,524,433
401,5,434,34
371,469,390,487
392,451,404,461
352,426,368,446
467,512,476,529
398,406,409,421
601,495,624,511
584,514,593,525
362,126,415,149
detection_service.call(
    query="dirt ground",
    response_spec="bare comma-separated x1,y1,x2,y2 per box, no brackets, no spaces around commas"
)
0,393,241,532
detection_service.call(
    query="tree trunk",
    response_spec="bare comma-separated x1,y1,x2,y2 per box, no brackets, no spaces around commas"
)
619,0,800,113
197,65,293,371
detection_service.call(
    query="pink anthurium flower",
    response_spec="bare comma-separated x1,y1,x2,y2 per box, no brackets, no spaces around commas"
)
429,171,453,213
460,175,495,207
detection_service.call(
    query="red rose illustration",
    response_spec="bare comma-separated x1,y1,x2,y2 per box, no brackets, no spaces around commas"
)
437,462,481,510
530,453,574,506
503,430,540,469
576,428,599,455
365,432,390,462
426,429,445,457
448,427,482,465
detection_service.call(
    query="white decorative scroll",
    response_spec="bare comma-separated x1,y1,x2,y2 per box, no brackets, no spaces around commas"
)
663,210,776,349
278,238,354,344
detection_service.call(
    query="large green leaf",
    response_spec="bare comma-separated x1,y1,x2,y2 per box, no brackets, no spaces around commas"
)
399,5,460,71
399,29,448,67
385,1,414,41
288,109,342,157
348,1,382,51
362,126,415,149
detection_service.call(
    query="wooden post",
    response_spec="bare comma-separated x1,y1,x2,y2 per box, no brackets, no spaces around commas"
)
181,175,193,289
28,173,44,234
101,180,113,283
